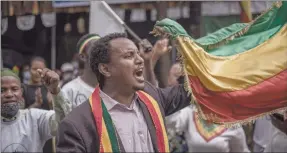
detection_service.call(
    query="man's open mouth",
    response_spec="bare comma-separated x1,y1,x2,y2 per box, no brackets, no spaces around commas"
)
135,68,143,77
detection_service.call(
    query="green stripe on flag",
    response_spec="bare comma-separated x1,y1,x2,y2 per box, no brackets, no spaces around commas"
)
206,1,287,56
153,1,287,57
102,100,120,152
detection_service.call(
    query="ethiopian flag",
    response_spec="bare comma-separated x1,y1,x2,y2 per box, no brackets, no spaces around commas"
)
151,1,287,127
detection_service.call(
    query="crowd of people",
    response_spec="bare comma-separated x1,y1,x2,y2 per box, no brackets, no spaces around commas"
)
1,32,287,152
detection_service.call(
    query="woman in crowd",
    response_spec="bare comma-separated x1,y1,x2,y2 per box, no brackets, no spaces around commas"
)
23,56,52,110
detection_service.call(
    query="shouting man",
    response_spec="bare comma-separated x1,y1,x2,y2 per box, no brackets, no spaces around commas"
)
56,33,191,152
1,68,71,152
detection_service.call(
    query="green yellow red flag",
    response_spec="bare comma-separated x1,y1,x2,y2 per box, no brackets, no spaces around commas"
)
151,1,287,127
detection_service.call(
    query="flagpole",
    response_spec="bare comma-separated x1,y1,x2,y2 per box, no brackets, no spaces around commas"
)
51,25,56,70
101,1,152,52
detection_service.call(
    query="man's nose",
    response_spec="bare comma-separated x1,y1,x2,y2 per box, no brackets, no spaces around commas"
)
4,90,14,98
135,53,144,65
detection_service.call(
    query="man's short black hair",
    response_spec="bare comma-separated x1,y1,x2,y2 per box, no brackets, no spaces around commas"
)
89,33,127,88
30,56,46,67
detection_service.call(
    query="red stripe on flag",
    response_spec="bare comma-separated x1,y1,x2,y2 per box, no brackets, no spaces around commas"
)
90,87,104,152
189,69,287,123
137,92,166,152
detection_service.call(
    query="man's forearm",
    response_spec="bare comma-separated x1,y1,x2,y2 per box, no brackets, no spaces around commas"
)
152,52,161,70
49,91,72,136
144,59,158,87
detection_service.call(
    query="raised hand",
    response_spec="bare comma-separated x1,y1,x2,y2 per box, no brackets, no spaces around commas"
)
139,39,153,61
153,38,172,58
37,68,60,95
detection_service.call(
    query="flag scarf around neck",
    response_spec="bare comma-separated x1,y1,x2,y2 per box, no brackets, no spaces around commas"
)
151,1,287,127
89,87,169,152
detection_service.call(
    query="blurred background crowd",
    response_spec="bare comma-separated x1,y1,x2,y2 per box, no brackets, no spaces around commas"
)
1,1,273,88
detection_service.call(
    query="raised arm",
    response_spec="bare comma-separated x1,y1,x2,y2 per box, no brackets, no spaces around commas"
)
144,81,191,116
36,68,72,138
49,91,72,136
140,38,171,87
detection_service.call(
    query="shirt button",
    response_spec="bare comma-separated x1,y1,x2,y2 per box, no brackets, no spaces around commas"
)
129,140,131,144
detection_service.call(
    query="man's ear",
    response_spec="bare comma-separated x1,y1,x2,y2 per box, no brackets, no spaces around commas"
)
98,63,111,77
79,53,87,62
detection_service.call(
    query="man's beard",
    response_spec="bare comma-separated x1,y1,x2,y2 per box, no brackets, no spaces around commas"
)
1,102,20,119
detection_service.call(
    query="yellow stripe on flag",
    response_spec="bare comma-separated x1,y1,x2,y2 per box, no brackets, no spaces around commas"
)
89,97,93,110
101,118,113,152
177,24,287,91
141,92,170,152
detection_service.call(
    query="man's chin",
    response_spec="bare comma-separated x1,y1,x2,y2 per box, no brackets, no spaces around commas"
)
133,82,145,91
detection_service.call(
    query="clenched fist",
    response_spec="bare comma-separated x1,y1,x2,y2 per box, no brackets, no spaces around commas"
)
37,68,60,95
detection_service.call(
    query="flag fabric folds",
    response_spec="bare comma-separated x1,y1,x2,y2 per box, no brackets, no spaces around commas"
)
151,1,287,127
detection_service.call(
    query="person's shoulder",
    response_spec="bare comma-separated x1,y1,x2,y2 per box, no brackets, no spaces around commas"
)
26,108,54,116
143,81,161,100
19,108,54,122
61,78,80,90
62,101,93,125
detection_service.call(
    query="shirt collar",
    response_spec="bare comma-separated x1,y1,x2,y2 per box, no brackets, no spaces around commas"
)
99,90,138,111
1,110,21,123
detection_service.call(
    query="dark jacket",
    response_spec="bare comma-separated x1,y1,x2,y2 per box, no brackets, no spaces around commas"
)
56,82,191,153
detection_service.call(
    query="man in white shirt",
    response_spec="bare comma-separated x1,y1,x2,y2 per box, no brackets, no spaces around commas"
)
61,34,100,108
1,68,71,152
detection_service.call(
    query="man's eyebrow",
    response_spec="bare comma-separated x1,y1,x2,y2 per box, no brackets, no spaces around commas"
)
119,48,137,53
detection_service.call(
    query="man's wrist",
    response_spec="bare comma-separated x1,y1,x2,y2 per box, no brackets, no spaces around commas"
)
50,87,60,95
152,52,160,62
144,59,152,65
